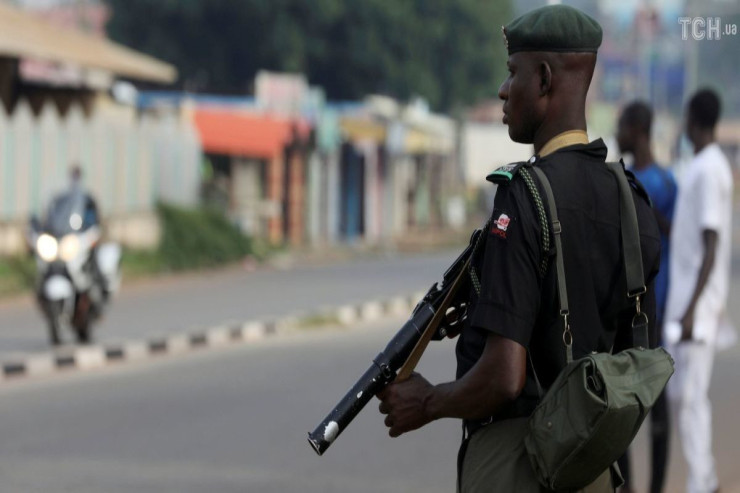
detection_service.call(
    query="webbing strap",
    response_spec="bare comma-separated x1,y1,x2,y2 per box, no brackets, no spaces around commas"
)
606,161,649,349
530,166,573,362
529,162,651,364
606,162,647,297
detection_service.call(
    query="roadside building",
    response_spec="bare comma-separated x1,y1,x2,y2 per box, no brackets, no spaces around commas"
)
306,106,341,246
0,1,196,255
193,107,311,246
336,96,463,244
337,108,386,243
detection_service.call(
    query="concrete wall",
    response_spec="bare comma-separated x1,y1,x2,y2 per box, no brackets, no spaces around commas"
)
0,98,202,255
461,122,532,190
231,157,265,238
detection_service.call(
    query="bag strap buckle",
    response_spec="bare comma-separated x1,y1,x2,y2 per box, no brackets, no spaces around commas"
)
562,312,574,363
630,294,650,350
628,286,647,299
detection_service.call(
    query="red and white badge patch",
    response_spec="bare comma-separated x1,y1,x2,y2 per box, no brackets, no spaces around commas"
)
490,213,511,239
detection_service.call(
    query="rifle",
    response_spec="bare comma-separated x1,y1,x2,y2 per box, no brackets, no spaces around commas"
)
307,229,482,456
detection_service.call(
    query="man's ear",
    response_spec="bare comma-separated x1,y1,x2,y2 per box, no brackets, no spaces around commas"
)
538,61,552,97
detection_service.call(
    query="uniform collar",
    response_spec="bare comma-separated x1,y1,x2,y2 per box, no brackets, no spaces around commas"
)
537,130,589,157
532,137,608,164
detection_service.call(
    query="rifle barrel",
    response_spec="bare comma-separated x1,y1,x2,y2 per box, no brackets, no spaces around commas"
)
307,303,435,455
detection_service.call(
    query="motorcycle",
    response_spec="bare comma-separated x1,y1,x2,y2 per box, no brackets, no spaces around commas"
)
27,192,121,345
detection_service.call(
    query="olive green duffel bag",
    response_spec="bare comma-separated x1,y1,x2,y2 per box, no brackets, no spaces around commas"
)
523,164,675,491
525,346,674,490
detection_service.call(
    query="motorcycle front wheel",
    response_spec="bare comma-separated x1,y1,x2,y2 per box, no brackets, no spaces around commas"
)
73,293,92,344
49,317,61,346
46,300,64,346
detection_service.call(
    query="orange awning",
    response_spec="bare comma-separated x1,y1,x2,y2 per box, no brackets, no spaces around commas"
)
194,109,311,160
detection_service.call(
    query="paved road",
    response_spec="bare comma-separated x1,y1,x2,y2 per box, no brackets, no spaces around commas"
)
0,241,738,492
0,312,738,493
0,250,459,359
0,319,461,493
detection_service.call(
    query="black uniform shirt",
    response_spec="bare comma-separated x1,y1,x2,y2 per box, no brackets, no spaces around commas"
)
455,139,661,423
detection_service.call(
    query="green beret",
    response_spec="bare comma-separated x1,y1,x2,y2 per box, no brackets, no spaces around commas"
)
503,5,603,54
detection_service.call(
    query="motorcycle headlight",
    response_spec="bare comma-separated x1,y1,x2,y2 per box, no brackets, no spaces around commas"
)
36,234,58,262
59,234,80,262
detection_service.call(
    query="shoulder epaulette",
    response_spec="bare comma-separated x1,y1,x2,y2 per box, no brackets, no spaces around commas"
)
486,161,528,184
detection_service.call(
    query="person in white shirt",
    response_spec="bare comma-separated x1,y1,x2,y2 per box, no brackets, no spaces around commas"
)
664,88,732,493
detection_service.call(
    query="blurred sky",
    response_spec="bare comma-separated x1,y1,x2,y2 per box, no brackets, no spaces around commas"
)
600,0,683,25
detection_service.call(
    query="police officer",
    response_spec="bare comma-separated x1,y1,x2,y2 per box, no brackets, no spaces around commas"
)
377,5,661,492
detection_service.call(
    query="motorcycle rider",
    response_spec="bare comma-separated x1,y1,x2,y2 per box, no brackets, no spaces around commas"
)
31,165,120,345
45,166,107,285
59,166,99,235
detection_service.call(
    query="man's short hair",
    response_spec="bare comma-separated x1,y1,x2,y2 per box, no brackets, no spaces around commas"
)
688,88,722,130
621,101,652,137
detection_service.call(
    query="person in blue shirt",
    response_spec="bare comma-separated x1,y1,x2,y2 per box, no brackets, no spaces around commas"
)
616,101,678,493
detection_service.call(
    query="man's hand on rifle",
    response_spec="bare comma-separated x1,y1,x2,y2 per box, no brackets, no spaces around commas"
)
377,372,435,437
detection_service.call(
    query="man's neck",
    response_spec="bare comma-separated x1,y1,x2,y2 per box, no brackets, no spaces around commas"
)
693,134,715,155
632,144,654,170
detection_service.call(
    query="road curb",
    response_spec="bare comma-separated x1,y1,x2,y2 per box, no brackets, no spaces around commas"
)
0,291,422,383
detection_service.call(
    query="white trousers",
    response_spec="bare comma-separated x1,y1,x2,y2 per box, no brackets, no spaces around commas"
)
667,342,718,493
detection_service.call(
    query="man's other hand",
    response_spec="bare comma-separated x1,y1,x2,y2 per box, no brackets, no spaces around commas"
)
680,307,695,342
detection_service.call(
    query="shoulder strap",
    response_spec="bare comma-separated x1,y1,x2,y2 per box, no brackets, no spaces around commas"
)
606,162,646,297
606,161,649,349
526,162,651,398
530,162,651,360
530,166,572,363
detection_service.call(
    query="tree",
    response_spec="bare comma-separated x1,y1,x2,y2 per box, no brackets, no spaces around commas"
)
106,0,512,111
